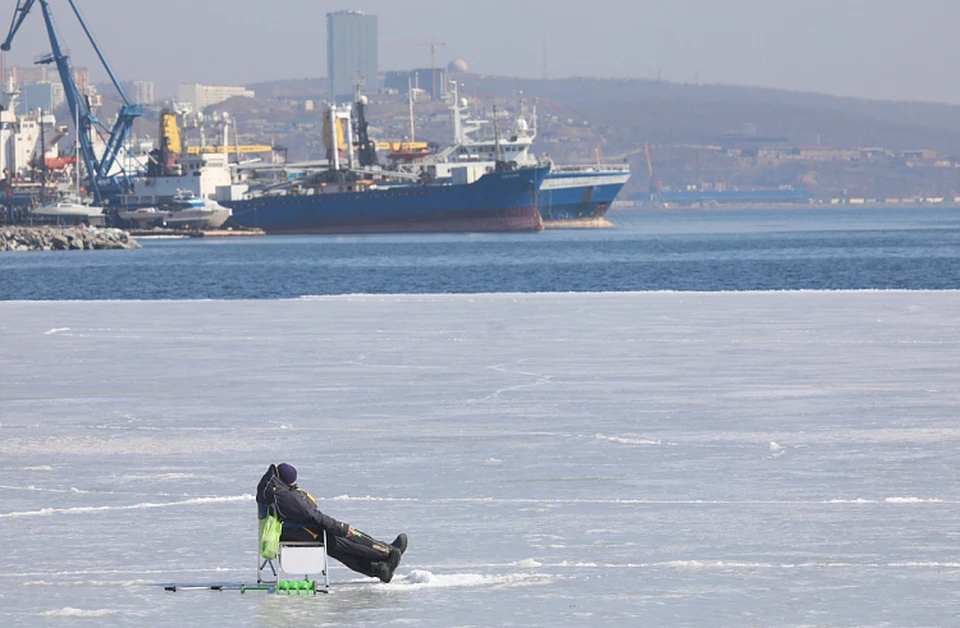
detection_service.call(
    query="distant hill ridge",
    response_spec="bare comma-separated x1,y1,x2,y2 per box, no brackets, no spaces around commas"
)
247,74,960,155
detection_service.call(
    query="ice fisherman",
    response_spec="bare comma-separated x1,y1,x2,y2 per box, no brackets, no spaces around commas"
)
257,463,408,583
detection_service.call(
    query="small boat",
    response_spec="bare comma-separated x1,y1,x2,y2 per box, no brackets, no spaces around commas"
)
32,198,103,217
30,107,104,221
117,206,164,227
162,190,232,229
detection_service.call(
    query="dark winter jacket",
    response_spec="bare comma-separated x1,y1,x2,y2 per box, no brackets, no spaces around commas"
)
256,464,351,541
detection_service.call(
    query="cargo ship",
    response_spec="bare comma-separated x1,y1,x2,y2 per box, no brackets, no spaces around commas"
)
119,97,546,234
222,163,547,234
393,82,631,228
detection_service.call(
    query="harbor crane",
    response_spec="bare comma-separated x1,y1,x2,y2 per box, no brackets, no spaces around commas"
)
2,0,142,204
387,37,446,100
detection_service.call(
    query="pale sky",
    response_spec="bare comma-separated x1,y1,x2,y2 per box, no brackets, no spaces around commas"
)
3,0,958,103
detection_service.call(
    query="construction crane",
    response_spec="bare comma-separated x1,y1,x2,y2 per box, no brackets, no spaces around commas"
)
387,37,446,100
1,0,141,204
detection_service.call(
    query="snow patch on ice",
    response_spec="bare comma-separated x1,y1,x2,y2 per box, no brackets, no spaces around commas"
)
594,433,661,446
43,328,71,336
329,494,417,502
885,497,943,503
154,473,199,480
825,498,876,503
768,441,782,451
0,494,253,518
22,465,53,471
393,570,553,589
402,569,435,584
39,607,117,618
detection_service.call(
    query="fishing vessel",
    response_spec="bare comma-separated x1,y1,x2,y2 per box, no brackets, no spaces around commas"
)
116,193,232,229
221,97,546,234
162,191,232,229
403,82,631,228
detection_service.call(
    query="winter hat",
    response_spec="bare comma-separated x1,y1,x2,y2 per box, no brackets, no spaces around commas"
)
277,463,297,485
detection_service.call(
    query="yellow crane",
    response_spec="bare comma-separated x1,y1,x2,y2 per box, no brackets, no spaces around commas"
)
186,145,275,155
374,141,430,151
386,37,447,99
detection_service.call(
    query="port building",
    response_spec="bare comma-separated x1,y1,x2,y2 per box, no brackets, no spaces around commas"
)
383,68,448,99
327,9,378,103
177,84,255,111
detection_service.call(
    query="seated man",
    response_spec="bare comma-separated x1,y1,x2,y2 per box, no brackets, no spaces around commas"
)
257,463,407,583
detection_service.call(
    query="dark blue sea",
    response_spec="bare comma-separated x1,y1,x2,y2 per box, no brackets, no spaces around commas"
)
2,206,959,300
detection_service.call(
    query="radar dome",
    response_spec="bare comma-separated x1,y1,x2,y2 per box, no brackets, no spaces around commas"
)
448,58,469,73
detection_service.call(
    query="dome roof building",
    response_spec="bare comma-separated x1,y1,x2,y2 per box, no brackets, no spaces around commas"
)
447,58,469,73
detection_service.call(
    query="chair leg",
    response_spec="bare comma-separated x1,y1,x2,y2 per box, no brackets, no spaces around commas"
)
257,557,277,584
321,529,330,589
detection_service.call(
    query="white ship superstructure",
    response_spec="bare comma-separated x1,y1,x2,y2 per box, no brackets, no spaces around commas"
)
120,152,233,207
0,81,60,178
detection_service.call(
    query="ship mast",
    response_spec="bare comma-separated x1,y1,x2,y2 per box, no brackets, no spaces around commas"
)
493,103,503,163
407,76,415,144
39,107,48,203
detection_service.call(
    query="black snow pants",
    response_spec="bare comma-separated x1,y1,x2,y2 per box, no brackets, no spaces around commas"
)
281,523,392,577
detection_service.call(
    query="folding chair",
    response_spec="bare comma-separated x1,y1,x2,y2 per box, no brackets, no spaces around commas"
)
258,515,330,590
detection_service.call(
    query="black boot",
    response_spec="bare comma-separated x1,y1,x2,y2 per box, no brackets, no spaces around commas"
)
391,533,408,555
386,547,402,571
373,561,393,583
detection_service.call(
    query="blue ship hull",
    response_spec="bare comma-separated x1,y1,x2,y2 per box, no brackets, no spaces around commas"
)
538,169,631,228
222,166,548,234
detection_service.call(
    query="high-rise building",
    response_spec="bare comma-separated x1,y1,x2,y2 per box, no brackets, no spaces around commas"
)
133,80,155,105
326,9,378,103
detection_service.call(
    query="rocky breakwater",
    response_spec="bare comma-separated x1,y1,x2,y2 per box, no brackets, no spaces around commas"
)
0,225,141,252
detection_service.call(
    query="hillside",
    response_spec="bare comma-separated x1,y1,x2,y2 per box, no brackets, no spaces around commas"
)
168,74,960,200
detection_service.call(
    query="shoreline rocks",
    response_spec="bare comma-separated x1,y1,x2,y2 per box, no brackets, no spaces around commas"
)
0,225,141,252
